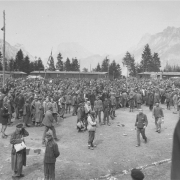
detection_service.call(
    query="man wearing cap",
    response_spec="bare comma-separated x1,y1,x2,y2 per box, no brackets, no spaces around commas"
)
135,109,148,147
42,106,59,145
44,131,60,180
152,102,164,133
10,123,29,178
94,96,103,124
131,169,145,180
87,111,97,150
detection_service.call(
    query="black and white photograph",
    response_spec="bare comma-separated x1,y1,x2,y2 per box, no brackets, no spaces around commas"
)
0,1,180,180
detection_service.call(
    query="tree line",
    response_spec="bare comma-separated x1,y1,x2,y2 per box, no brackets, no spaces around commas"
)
0,49,44,74
47,53,80,71
92,57,122,79
122,44,161,77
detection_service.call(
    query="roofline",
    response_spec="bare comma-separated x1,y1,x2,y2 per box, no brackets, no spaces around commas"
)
30,71,108,75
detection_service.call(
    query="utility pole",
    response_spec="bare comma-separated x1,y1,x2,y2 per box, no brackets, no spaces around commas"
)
3,10,5,87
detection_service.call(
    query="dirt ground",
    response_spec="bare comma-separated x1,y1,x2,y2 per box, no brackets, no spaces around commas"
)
0,104,178,180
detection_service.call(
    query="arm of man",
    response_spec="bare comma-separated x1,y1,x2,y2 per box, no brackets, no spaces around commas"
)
144,114,148,127
10,133,23,145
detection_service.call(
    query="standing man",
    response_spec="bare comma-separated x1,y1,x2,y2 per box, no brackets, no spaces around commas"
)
135,109,148,147
152,102,164,133
44,131,60,180
10,123,29,178
103,98,110,126
42,106,59,145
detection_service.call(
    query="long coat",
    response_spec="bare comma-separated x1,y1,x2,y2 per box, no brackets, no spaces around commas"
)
10,128,29,171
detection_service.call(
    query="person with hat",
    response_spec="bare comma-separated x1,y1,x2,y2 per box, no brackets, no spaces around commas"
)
131,169,145,180
42,105,59,145
23,99,31,127
110,92,117,117
102,98,111,126
152,102,164,133
44,131,60,180
135,109,148,147
94,96,103,124
77,102,86,132
0,102,9,138
128,92,135,112
10,123,29,178
87,111,97,150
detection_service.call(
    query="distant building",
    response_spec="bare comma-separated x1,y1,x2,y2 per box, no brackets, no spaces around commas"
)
30,71,108,79
0,71,27,79
138,72,180,79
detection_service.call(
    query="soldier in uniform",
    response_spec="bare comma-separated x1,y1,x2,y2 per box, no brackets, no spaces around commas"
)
102,98,110,126
135,109,148,147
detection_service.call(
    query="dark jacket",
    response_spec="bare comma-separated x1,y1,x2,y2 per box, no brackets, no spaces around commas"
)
44,139,60,163
135,113,148,128
42,110,54,127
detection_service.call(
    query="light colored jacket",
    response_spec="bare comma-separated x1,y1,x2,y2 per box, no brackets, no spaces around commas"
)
87,114,96,131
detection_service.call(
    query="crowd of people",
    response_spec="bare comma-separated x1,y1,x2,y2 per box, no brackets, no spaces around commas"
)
0,76,180,179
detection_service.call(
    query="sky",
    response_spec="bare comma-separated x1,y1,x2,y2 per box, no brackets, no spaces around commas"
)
0,0,180,60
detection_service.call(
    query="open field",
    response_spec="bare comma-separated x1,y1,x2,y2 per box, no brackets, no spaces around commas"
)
0,104,177,180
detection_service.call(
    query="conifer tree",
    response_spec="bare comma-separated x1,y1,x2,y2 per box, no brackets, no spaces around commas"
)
56,53,64,71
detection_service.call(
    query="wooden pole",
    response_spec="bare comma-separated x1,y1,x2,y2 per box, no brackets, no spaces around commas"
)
3,10,5,86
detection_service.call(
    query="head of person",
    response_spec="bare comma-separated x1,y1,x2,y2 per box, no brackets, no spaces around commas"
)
90,110,96,118
156,102,159,107
16,123,23,133
138,109,143,115
46,96,49,102
50,97,54,102
46,131,53,141
131,169,144,180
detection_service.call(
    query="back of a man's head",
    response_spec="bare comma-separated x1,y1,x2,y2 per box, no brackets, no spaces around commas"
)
131,169,145,180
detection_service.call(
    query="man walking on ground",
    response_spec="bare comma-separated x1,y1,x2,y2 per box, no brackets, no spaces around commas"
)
152,102,164,133
42,106,59,146
135,109,148,147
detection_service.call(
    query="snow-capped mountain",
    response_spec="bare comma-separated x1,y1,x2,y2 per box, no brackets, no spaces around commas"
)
130,26,180,67
0,39,34,60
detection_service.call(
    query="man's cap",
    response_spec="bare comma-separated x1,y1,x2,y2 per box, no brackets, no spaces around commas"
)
131,169,144,180
16,123,23,128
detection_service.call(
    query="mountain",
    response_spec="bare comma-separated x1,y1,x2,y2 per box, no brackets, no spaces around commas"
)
53,42,93,61
0,39,34,60
130,26,180,67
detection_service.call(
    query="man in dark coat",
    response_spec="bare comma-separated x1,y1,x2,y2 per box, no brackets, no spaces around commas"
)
148,90,154,111
135,109,148,147
42,106,59,145
10,124,29,178
44,131,60,180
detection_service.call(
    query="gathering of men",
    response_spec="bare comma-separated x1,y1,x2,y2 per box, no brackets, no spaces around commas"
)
0,76,180,179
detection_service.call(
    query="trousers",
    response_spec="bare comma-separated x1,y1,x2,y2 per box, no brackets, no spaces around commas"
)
155,117,162,132
103,109,109,124
88,131,95,147
137,128,147,145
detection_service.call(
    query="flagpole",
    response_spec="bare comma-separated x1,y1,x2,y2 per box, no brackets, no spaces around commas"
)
3,10,5,87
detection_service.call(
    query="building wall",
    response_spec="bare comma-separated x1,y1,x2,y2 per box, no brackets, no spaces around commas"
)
31,72,106,79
